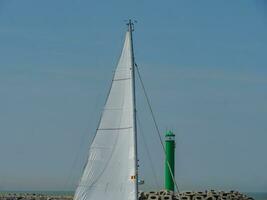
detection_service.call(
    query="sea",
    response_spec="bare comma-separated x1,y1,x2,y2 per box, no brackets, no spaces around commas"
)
245,193,267,200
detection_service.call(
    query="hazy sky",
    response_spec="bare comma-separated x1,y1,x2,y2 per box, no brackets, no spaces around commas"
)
0,0,266,193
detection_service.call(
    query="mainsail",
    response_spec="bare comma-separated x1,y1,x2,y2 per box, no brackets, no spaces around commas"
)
73,22,137,200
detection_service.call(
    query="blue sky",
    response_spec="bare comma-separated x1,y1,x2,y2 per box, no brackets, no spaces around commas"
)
0,0,266,192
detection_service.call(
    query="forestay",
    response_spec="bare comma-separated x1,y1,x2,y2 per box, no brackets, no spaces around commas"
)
73,29,137,200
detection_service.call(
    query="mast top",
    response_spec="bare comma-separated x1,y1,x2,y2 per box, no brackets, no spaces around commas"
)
127,19,136,32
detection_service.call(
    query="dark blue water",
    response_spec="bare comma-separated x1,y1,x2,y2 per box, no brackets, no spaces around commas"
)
246,193,267,200
0,191,74,195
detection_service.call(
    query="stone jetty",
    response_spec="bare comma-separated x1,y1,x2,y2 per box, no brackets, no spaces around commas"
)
0,193,72,200
0,190,254,200
139,190,254,200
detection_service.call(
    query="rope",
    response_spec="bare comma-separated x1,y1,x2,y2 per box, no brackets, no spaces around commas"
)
63,94,102,190
135,63,180,194
136,113,160,188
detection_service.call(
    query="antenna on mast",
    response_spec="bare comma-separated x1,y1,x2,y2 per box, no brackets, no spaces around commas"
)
126,19,137,32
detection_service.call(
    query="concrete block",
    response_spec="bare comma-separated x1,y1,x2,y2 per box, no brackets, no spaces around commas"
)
159,190,168,195
196,192,206,197
148,191,158,195
173,194,181,200
148,195,160,200
205,196,216,200
193,196,204,200
163,195,173,200
181,196,191,200
184,192,195,196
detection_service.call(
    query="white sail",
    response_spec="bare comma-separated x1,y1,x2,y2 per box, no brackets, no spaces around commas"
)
73,28,137,200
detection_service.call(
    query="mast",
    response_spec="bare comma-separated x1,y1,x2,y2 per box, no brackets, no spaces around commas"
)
127,19,138,198
73,21,138,200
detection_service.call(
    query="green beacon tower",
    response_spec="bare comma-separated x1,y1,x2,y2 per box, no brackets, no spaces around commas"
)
165,130,175,191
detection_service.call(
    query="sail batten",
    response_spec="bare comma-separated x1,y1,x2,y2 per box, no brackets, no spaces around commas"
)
73,29,137,200
97,127,133,130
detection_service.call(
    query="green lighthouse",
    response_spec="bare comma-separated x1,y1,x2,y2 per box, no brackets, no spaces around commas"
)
165,130,175,191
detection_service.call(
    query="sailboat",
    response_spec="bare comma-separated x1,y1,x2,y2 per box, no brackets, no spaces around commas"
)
73,20,139,200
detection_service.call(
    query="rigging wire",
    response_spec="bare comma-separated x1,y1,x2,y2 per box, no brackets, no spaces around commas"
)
135,63,180,194
63,94,103,190
136,112,160,189
63,127,89,190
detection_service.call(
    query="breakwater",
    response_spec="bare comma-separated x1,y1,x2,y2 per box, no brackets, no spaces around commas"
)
139,190,254,200
0,193,72,200
0,190,254,200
